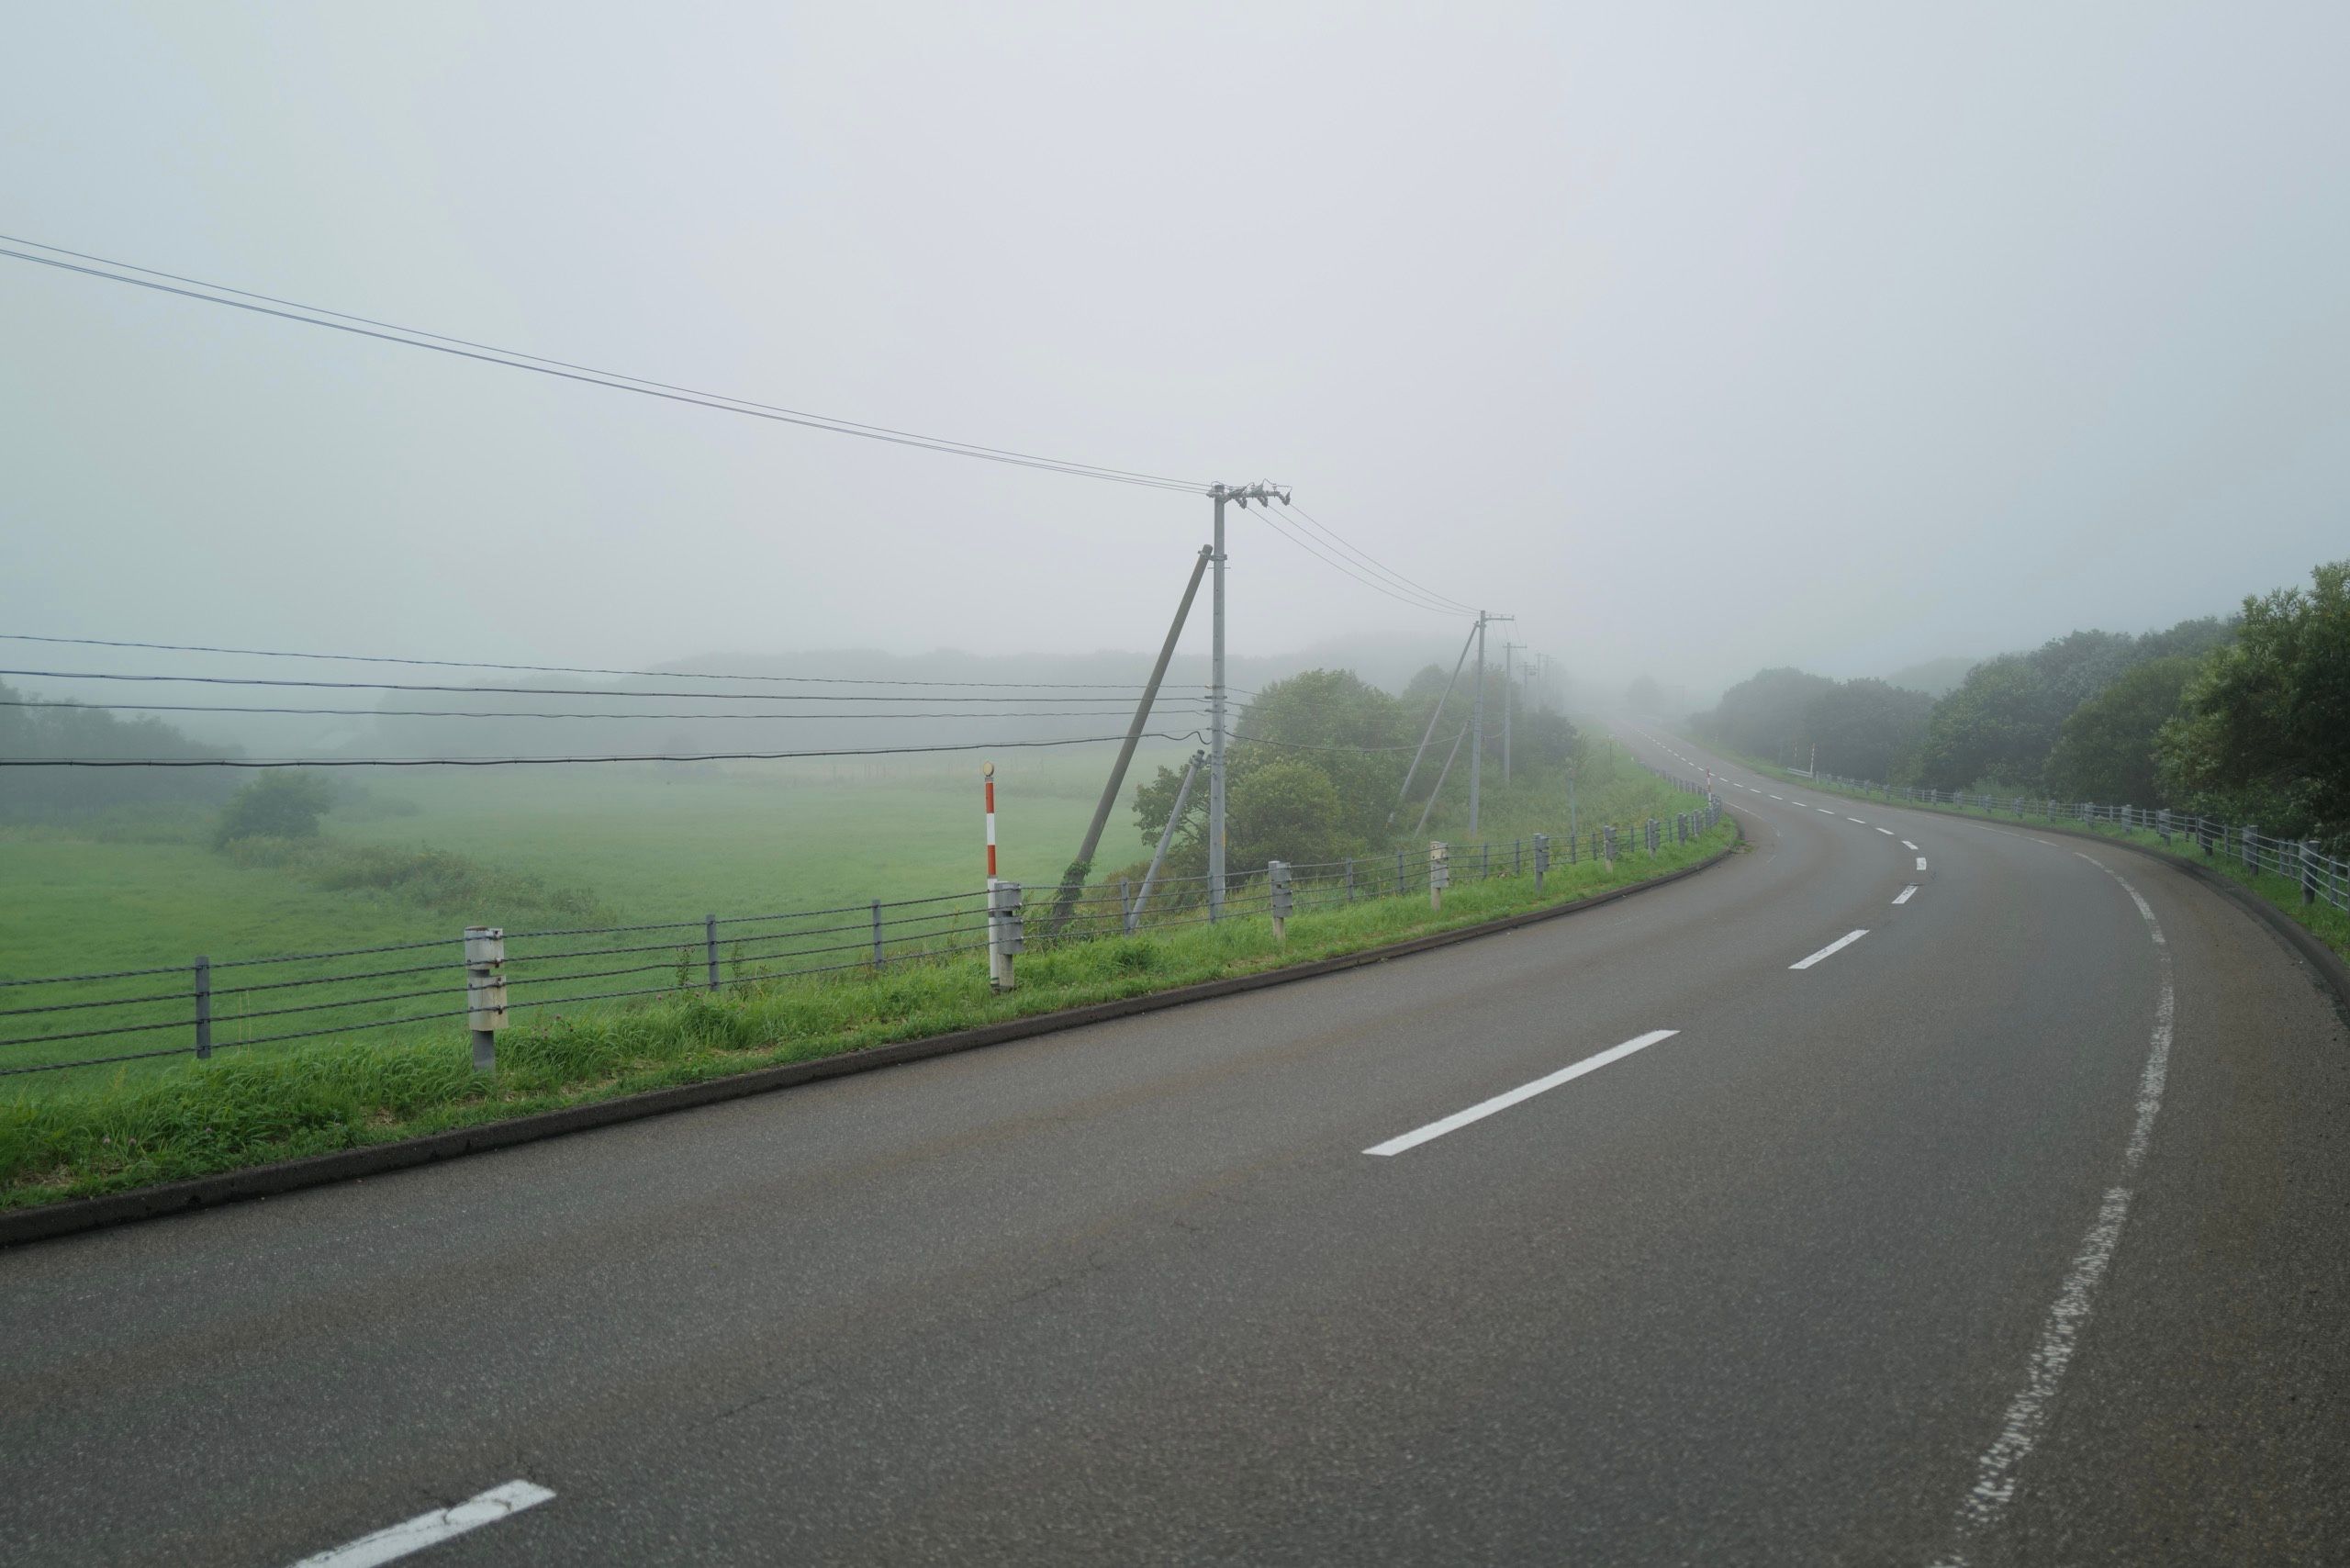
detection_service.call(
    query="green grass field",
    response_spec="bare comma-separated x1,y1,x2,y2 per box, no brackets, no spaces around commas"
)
0,772,1734,1210
0,736,1707,1100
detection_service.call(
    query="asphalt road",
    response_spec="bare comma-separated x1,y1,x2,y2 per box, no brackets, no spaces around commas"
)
6,729,2347,1566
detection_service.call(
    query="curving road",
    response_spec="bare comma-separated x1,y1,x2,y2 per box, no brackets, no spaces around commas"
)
5,728,2347,1565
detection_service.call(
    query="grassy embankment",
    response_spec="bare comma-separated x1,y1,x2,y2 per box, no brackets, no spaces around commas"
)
1717,748,2350,960
0,752,1727,1210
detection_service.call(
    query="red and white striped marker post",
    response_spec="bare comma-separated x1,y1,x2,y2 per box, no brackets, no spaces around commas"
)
983,761,998,878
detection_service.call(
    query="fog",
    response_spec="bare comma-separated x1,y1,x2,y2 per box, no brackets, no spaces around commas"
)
4,3,2345,711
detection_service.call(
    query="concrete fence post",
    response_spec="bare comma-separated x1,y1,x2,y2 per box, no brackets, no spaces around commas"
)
2244,825,2259,874
1604,824,1617,868
193,956,212,1061
1119,877,1133,933
1428,842,1450,912
1269,860,1293,943
2303,841,2321,905
1533,833,1550,891
464,925,506,1072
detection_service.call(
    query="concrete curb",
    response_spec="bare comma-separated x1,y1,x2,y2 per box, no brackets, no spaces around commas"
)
3,828,1743,1249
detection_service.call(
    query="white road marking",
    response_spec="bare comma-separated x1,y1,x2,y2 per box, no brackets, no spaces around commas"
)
1893,885,1918,904
290,1483,555,1568
1901,840,1919,851
1817,807,1837,815
1788,929,1869,969
1929,857,2173,1566
1364,1030,1681,1157
1876,827,1895,836
1916,857,1929,871
1847,817,1867,824
1768,794,1784,801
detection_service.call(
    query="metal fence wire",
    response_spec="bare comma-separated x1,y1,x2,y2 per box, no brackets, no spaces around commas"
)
0,778,1729,1079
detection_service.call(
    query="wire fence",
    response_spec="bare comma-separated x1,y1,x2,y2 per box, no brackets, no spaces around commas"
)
1798,772,2350,915
0,778,1727,1082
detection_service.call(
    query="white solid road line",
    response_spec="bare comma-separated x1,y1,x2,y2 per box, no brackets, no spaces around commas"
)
1789,929,1870,970
1917,857,1930,871
289,1482,555,1568
1364,1030,1681,1157
1894,885,1919,905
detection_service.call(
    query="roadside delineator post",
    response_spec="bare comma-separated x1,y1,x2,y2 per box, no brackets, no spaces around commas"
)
987,879,1024,992
983,762,999,879
1268,860,1292,943
1428,842,1449,912
464,925,506,1072
1604,824,1617,869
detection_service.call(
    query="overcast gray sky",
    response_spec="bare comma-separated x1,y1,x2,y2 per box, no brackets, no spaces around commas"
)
4,2,2344,700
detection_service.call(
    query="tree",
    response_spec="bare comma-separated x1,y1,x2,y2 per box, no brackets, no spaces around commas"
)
215,772,336,846
1805,679,1933,784
2044,657,2198,806
2157,560,2350,846
1913,655,2073,790
1692,667,1837,763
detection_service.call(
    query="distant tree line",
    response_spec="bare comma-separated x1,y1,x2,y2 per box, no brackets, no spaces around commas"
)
1691,559,2349,849
0,680,241,818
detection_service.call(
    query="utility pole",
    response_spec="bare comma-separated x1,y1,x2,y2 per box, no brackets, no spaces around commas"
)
1501,637,1526,784
1206,480,1289,921
1468,610,1513,837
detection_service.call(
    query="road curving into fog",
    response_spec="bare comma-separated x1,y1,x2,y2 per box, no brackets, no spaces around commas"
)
4,727,2346,1565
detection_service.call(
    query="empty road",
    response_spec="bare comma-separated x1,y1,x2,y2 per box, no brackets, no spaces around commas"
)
6,730,2346,1565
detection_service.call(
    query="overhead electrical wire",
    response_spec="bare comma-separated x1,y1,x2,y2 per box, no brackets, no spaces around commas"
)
0,633,1212,690
0,237,1210,494
0,732,1213,768
0,698,1210,722
0,668,1196,704
1274,502,1481,615
1244,508,1469,616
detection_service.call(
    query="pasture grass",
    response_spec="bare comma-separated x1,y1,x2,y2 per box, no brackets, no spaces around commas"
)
1,790,1732,1211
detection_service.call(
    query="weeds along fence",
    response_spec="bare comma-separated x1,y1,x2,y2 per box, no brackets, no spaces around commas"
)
1805,773,2349,914
0,780,1725,1084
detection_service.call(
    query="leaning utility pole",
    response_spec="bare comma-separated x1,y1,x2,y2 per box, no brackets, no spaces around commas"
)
1206,480,1290,921
1049,544,1212,935
1468,610,1513,837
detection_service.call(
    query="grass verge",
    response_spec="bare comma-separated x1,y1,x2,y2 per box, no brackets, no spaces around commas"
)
2,813,1734,1212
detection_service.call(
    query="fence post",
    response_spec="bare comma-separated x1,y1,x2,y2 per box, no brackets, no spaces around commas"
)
1514,838,1523,877
987,879,1024,991
1395,846,1405,898
194,956,212,1061
1604,824,1617,868
871,900,885,969
1428,841,1449,912
1119,877,1133,934
1269,860,1292,943
1345,857,1356,902
2303,841,2321,905
2244,825,2258,873
1533,833,1549,891
705,913,721,993
464,925,506,1072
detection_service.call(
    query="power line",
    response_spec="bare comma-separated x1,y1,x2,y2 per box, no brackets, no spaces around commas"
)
0,732,1211,768
0,239,1210,494
0,633,1209,690
1275,503,1480,615
0,668,1198,704
1244,509,1468,615
0,698,1212,722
